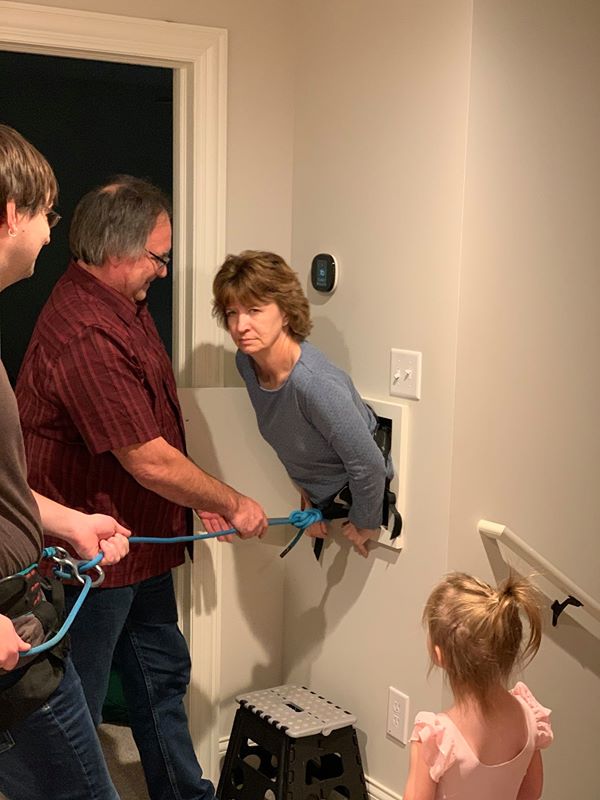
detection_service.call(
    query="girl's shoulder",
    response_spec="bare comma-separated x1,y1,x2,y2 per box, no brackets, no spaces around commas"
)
410,711,457,781
510,682,554,749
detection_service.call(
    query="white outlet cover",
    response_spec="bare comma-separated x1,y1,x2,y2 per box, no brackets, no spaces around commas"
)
390,349,422,400
386,686,409,745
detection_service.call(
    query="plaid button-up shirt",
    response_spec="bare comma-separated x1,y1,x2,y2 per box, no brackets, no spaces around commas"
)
16,261,188,587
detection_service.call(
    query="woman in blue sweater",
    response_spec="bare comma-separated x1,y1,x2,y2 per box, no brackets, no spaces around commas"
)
211,250,395,558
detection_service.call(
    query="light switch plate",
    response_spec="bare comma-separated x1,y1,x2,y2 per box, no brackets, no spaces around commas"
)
390,349,422,400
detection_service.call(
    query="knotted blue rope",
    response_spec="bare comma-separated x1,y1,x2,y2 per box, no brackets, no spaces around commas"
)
278,509,323,558
20,508,322,659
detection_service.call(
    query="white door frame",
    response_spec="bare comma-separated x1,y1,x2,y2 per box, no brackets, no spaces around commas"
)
0,0,226,777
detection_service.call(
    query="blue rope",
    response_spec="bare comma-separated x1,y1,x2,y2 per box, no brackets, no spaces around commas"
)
75,509,322,568
19,508,322,660
25,574,93,657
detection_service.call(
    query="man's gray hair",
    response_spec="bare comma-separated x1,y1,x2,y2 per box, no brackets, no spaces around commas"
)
69,175,171,266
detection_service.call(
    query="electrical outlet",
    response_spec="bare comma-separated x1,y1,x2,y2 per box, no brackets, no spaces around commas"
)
386,686,409,744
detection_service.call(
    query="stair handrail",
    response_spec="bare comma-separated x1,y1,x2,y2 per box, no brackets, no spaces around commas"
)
478,519,600,624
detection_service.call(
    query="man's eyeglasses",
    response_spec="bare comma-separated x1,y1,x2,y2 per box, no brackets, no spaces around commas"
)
145,249,171,270
46,209,61,228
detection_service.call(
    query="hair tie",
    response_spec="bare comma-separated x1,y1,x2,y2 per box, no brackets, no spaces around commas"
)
501,581,515,598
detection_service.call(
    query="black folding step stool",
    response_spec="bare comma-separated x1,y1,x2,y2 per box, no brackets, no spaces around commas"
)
217,685,368,799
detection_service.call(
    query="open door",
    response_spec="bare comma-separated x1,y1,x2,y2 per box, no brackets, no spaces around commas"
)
0,50,173,381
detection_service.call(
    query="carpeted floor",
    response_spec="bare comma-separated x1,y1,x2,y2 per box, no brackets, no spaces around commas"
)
98,723,149,800
0,723,148,800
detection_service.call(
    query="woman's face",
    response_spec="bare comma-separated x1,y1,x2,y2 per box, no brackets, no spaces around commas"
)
225,299,290,357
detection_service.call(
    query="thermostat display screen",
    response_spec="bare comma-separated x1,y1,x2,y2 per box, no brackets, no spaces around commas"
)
315,259,329,287
311,253,337,293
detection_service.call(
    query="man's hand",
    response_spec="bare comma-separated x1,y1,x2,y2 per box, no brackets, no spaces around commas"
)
0,615,30,670
197,510,236,543
67,514,131,565
341,521,378,558
230,495,268,539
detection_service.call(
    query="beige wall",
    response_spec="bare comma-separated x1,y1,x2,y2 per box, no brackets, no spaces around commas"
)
286,1,600,798
449,2,600,798
285,0,472,795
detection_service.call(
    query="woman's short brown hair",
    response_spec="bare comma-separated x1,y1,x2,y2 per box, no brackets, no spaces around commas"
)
0,124,58,223
212,251,312,342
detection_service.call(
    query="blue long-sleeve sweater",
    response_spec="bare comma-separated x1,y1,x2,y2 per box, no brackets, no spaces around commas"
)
236,341,394,529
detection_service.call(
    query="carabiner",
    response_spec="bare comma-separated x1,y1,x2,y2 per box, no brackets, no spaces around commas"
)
49,546,105,588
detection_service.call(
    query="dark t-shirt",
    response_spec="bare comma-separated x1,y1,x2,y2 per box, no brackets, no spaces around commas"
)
0,367,65,726
0,361,43,579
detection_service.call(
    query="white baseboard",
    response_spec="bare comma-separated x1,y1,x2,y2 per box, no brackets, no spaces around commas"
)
365,774,402,800
217,737,402,800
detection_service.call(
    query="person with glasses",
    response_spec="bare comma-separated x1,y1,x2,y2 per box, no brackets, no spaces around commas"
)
15,175,268,800
0,125,130,800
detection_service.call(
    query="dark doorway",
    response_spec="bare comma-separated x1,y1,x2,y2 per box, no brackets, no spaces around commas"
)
0,51,173,384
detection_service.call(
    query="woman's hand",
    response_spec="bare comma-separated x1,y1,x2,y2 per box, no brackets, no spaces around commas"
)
341,521,378,558
300,491,328,539
0,615,31,670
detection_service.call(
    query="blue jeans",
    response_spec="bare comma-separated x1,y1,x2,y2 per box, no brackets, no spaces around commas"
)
64,571,215,800
0,658,119,800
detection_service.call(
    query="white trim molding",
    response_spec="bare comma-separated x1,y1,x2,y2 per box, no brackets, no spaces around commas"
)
0,1,227,777
366,775,403,800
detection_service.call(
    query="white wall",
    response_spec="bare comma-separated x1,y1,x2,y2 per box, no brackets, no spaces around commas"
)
179,388,299,743
286,1,472,795
449,2,600,798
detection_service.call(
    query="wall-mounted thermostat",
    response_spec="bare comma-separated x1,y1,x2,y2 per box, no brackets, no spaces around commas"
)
311,253,338,293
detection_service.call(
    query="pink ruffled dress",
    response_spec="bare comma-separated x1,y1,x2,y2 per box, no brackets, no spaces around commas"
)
409,682,553,799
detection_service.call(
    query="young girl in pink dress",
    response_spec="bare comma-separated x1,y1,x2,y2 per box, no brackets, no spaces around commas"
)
404,573,553,800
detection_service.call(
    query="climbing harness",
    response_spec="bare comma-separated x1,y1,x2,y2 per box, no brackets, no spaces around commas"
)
310,411,403,561
15,508,323,660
